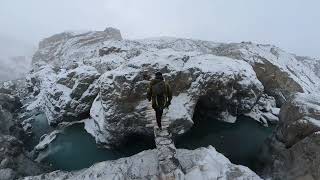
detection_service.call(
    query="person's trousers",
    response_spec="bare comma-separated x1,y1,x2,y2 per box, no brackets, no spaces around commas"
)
155,108,163,129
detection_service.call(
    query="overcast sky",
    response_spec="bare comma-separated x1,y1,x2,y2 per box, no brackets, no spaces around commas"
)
0,0,319,57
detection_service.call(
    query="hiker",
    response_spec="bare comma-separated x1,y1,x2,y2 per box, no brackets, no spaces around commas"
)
147,72,172,130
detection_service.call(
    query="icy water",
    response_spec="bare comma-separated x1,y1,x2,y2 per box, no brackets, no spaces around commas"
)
25,112,54,149
38,123,155,171
27,111,273,172
176,116,275,171
24,111,155,171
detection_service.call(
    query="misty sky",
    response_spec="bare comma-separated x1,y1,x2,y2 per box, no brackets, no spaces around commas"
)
0,0,319,57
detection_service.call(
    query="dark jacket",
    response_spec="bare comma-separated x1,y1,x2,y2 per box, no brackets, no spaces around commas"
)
147,79,172,109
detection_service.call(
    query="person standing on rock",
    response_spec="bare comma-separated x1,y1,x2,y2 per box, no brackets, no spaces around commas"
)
147,72,172,130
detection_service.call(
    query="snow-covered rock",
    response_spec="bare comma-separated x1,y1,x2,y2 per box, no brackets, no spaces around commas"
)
34,130,61,152
43,66,100,125
22,146,262,180
276,93,320,147
95,52,263,146
27,28,320,147
245,94,279,126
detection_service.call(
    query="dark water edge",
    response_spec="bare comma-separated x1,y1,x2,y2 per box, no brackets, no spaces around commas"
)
39,123,155,171
175,116,275,172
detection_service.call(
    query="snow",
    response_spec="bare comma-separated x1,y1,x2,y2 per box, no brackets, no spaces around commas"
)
305,117,320,128
166,93,193,123
220,111,237,123
26,65,57,111
85,95,108,144
271,107,280,116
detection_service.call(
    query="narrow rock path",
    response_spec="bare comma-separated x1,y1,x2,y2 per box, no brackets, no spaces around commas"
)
145,105,184,179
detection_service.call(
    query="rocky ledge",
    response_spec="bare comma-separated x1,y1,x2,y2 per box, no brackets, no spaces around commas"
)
22,146,261,180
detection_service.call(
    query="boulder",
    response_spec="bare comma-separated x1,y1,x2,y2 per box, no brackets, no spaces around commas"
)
264,93,320,180
244,94,279,126
276,93,320,147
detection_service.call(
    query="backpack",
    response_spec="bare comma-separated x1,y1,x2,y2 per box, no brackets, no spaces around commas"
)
152,81,166,97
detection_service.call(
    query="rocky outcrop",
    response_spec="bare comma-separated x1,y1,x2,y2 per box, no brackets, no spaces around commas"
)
0,135,45,180
32,28,123,70
26,29,320,149
263,93,320,180
90,53,263,147
0,91,45,179
244,94,280,126
210,43,319,106
275,93,320,147
22,146,262,180
0,80,28,101
0,91,22,136
42,66,100,125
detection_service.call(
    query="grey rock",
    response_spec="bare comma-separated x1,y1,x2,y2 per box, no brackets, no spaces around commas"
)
103,27,123,40
0,93,22,112
0,168,17,180
0,135,45,178
0,92,23,135
264,93,320,180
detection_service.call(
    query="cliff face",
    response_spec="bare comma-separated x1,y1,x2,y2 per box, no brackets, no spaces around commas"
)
26,28,320,147
21,28,320,179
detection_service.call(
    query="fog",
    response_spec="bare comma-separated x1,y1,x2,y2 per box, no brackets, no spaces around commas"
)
0,0,320,57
